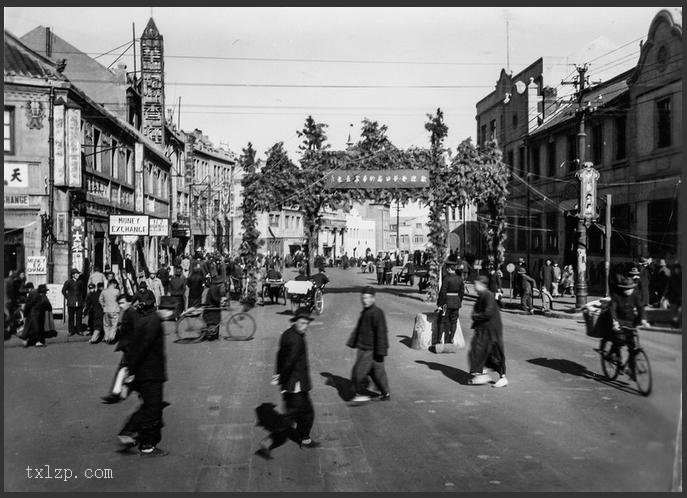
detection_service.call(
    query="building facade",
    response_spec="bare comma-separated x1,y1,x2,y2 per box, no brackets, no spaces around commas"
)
474,8,682,284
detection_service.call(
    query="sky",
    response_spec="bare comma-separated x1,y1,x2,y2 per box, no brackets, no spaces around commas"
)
4,6,664,216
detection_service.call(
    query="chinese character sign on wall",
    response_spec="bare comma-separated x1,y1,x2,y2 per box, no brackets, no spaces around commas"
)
53,104,66,186
71,216,85,272
3,162,28,188
66,108,82,188
325,169,431,189
140,24,165,146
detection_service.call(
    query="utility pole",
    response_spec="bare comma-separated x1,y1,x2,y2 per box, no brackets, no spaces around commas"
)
47,86,55,283
604,194,612,297
396,200,400,251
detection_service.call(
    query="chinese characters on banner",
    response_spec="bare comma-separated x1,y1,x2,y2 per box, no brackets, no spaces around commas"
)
325,169,431,189
3,163,28,188
66,108,82,187
53,104,66,186
134,143,144,212
70,216,85,272
140,34,164,145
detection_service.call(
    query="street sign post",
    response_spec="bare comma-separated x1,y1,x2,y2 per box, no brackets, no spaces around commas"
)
506,262,515,299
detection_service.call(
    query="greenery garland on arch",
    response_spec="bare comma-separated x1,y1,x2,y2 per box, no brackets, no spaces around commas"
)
237,110,510,308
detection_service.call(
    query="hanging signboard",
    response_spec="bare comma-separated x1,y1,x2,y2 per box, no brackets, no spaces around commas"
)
4,194,30,207
53,103,66,186
71,216,85,272
325,169,430,189
66,108,82,188
134,143,144,212
109,215,149,236
26,256,47,275
149,217,169,236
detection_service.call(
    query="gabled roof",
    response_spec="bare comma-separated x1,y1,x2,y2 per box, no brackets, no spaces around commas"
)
530,68,632,137
4,30,68,82
142,17,161,39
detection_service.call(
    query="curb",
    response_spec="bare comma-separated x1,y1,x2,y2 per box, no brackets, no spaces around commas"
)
4,332,92,349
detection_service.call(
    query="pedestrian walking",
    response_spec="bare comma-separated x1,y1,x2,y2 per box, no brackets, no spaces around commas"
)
383,255,393,285
169,267,187,314
552,262,562,297
256,307,321,459
436,261,464,345
561,265,575,296
346,286,390,403
88,265,107,289
157,263,171,297
637,257,651,308
203,276,225,341
487,264,503,307
147,271,165,307
517,267,537,314
21,284,53,347
84,282,105,343
375,254,384,285
62,269,86,336
186,265,205,308
468,276,508,387
540,259,554,295
102,293,136,404
100,279,121,343
117,291,168,457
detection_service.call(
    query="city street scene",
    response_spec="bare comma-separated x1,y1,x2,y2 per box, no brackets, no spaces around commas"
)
3,5,683,493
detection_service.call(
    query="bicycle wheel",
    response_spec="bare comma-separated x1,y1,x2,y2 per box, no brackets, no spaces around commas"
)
633,349,652,396
313,289,324,315
176,316,205,343
600,338,620,380
223,312,256,341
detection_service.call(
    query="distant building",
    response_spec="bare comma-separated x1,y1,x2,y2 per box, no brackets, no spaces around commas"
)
342,207,376,258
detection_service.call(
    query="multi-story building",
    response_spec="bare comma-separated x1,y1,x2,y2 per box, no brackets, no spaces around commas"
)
4,30,172,283
342,207,376,258
475,8,682,284
389,215,430,254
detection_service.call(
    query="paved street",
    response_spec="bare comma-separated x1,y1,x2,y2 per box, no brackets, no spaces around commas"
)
4,268,682,492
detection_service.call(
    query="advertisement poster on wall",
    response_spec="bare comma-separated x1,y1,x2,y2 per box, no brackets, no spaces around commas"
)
71,216,85,272
66,108,82,188
53,103,66,186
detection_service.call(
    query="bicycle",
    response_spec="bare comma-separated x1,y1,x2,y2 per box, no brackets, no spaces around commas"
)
597,326,652,396
174,301,256,344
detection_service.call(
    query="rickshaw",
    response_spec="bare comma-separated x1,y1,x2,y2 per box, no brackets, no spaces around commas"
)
261,278,287,305
392,265,416,286
284,279,325,315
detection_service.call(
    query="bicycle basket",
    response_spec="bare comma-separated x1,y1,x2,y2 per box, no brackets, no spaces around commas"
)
583,299,612,338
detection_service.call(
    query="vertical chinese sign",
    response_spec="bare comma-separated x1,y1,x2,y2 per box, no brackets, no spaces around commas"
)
140,19,165,146
65,108,82,187
134,142,144,212
71,216,85,272
53,103,66,186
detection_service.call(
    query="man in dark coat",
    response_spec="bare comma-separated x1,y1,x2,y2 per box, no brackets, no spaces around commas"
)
256,307,320,459
84,282,105,344
637,257,651,308
468,276,508,388
436,261,464,345
102,293,137,404
186,265,205,308
117,291,168,457
347,286,390,402
169,266,187,314
22,284,50,347
62,268,86,336
375,255,384,285
157,264,171,297
203,276,225,340
540,259,554,295
517,267,537,314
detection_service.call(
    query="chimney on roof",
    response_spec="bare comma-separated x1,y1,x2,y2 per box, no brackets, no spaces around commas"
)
113,63,128,84
45,27,52,58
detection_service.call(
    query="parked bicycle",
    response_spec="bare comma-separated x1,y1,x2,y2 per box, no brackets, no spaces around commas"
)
597,326,652,396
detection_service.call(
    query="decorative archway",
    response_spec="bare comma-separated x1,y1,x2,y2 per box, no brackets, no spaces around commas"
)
237,110,510,308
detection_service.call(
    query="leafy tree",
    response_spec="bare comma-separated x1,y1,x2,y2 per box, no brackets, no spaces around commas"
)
296,115,330,152
238,142,260,308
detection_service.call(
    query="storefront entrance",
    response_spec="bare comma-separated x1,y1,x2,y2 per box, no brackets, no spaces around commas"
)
4,229,24,276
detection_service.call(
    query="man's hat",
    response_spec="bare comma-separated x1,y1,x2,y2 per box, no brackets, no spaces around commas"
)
617,277,636,289
136,290,156,308
517,267,527,274
361,286,376,296
628,267,640,276
37,284,48,294
639,257,650,265
290,307,314,322
71,268,80,275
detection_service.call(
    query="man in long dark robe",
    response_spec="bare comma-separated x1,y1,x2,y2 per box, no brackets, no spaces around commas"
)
468,276,508,388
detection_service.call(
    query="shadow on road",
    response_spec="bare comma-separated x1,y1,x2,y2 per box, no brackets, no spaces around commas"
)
415,360,471,385
396,335,414,349
254,402,300,455
321,286,427,303
320,372,355,401
526,357,643,396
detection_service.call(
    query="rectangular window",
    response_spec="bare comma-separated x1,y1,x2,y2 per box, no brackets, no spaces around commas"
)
647,198,677,256
531,214,542,253
415,223,423,229
545,212,558,252
285,215,290,229
507,150,514,172
126,149,134,184
591,124,603,165
269,214,280,227
4,107,14,154
547,141,557,178
656,97,671,148
615,115,627,160
480,124,487,145
531,145,541,177
567,133,577,173
93,128,102,172
489,119,496,140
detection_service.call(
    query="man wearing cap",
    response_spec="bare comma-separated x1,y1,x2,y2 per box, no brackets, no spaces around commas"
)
257,307,320,459
517,267,537,315
469,276,508,387
62,269,86,336
436,261,464,345
347,286,390,403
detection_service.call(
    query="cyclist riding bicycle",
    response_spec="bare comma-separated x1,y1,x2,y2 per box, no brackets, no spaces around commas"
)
609,276,649,364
